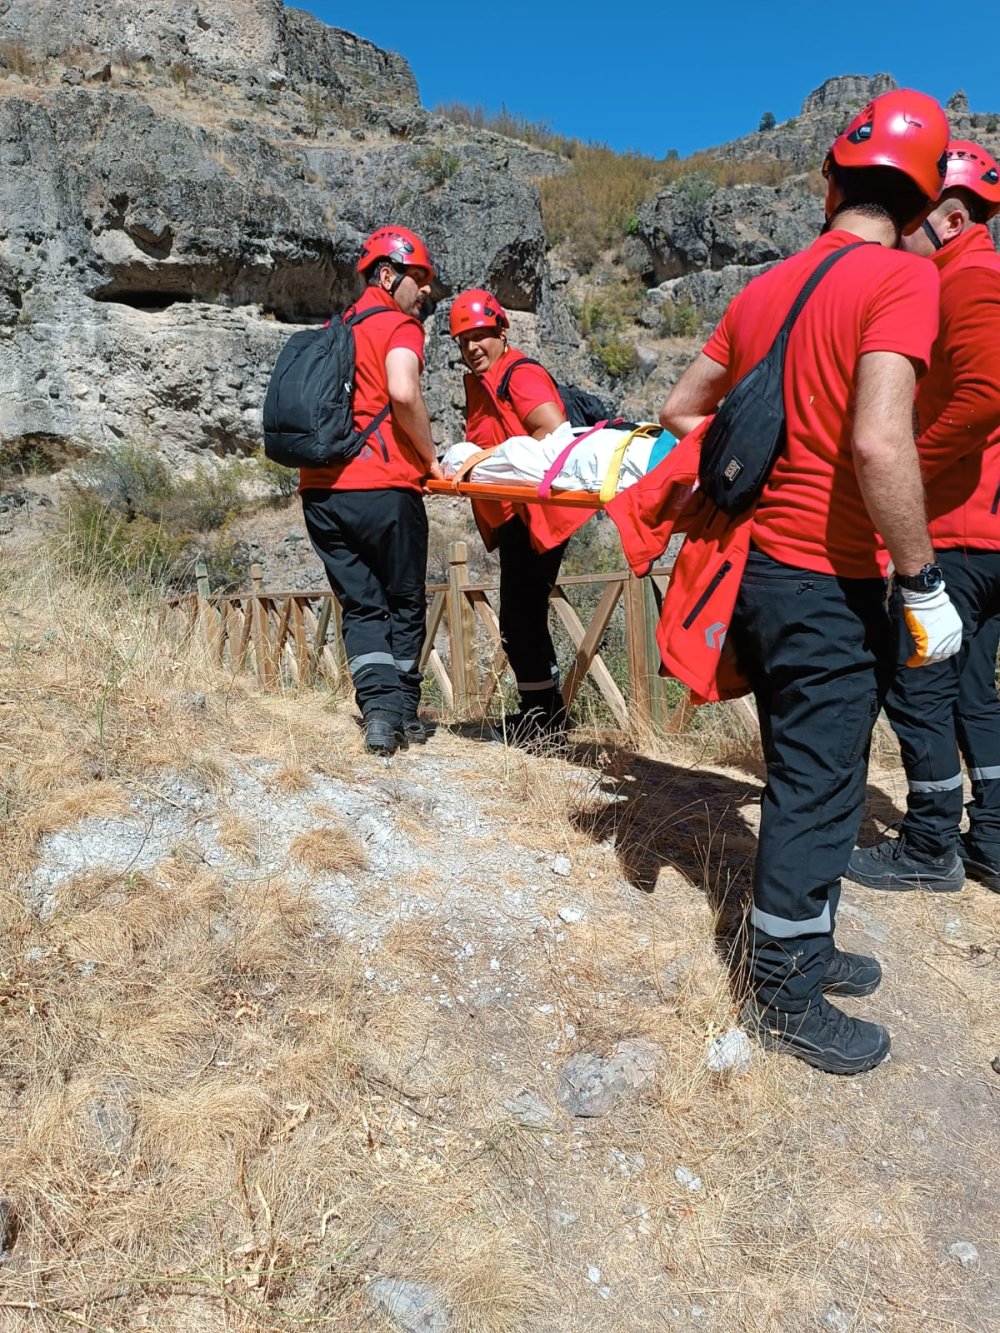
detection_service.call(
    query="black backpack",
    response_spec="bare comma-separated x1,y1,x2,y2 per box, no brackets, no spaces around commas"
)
698,242,867,516
496,357,616,429
263,306,395,468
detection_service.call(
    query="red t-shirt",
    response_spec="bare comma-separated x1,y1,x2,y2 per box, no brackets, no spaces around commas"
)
703,230,940,578
915,226,1000,550
298,285,427,493
463,347,587,552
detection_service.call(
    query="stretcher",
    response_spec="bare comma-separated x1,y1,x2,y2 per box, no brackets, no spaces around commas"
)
428,420,678,508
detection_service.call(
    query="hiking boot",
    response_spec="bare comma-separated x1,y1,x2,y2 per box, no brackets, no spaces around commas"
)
821,948,882,998
845,834,964,893
958,834,1000,893
363,713,401,756
496,707,566,750
402,715,429,745
741,996,891,1075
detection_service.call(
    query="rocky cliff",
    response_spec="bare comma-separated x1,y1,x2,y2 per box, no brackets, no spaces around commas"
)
1,18,998,472
0,0,574,461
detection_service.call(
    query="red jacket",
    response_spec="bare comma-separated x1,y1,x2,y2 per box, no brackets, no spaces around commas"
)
605,420,752,703
463,346,592,553
916,225,1000,550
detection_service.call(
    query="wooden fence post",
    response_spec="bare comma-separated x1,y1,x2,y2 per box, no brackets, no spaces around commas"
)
195,557,210,599
447,540,479,718
251,563,264,594
623,571,654,734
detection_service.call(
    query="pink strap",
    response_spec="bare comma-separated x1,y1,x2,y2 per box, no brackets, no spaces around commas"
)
537,421,608,498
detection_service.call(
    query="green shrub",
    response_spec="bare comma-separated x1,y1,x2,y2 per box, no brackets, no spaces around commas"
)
758,111,777,132
592,336,638,381
415,146,461,187
59,445,255,592
987,115,999,134
673,171,717,206
660,297,701,337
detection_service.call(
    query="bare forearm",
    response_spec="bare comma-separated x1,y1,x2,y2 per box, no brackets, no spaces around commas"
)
854,437,934,575
391,394,436,466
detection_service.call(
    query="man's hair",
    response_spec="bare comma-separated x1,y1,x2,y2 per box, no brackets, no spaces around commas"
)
942,186,990,226
366,259,400,288
826,163,930,233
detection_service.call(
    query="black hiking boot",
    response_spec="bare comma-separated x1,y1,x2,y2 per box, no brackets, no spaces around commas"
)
364,712,401,756
958,834,1000,893
402,715,430,745
821,948,882,998
741,996,891,1075
845,834,964,893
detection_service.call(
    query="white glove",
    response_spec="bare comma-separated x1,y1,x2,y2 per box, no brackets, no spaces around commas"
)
900,582,963,668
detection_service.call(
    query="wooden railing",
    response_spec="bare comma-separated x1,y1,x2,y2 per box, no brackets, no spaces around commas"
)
162,541,695,733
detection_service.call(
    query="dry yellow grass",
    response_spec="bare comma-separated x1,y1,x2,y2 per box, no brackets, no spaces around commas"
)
0,546,997,1331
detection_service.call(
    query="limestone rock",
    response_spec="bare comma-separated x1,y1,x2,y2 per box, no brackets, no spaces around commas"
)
368,1277,452,1333
800,73,897,116
559,1038,665,1118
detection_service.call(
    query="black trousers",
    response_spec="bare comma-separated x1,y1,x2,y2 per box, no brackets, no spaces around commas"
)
728,550,892,1012
496,516,567,708
301,488,428,723
884,547,1000,859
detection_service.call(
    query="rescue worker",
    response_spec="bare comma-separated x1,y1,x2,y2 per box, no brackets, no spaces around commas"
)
299,225,443,757
450,288,584,742
660,90,963,1075
847,141,1000,894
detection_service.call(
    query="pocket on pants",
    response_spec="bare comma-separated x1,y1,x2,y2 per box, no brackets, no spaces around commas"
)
836,689,879,767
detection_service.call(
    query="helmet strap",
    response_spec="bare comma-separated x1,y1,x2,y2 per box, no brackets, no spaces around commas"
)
922,218,944,250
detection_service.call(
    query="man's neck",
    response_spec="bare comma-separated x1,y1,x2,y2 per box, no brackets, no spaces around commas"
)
828,208,900,248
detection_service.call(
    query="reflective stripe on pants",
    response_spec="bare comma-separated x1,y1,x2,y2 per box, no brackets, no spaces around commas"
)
728,550,891,1013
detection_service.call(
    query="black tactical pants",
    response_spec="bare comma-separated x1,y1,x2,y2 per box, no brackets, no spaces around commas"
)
885,547,1000,859
496,516,567,709
301,488,428,724
728,550,892,1013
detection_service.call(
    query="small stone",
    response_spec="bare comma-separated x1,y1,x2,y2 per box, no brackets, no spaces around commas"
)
821,1302,850,1331
991,1054,1000,1075
706,1028,752,1075
61,67,83,85
948,1241,980,1268
558,906,585,925
367,1277,451,1332
502,1091,554,1129
24,947,48,965
552,1206,579,1227
0,1198,20,1260
85,62,112,82
559,1038,665,1118
586,1266,601,1284
675,1166,702,1191
551,854,572,877
182,692,207,712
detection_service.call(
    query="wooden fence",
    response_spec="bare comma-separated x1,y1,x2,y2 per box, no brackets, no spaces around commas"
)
161,540,707,734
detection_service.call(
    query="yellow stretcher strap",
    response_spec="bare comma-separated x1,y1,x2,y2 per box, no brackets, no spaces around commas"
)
598,424,661,504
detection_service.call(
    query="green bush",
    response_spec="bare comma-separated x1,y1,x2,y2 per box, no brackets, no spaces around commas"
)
673,171,718,206
59,445,255,592
660,297,701,338
592,336,638,381
415,146,461,187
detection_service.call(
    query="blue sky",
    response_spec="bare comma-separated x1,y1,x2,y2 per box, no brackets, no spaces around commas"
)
296,1,992,157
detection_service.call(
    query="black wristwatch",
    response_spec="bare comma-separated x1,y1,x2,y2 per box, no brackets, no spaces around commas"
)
896,562,944,593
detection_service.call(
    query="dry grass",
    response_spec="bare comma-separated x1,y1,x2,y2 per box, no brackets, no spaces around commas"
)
0,545,997,1330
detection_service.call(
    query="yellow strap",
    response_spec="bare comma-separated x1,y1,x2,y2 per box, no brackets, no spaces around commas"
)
598,425,659,503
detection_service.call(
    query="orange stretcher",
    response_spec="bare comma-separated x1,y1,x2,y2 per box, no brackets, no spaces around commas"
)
424,478,603,508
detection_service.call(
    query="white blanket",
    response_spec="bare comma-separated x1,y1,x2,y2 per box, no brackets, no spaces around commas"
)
440,421,675,496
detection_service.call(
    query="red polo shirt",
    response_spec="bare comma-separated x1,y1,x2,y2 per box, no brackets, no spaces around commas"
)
915,225,1000,550
298,286,427,493
703,230,939,578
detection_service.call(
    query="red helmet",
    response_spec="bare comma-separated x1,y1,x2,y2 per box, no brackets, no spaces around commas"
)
449,288,509,337
825,89,949,201
942,140,1000,218
357,226,434,279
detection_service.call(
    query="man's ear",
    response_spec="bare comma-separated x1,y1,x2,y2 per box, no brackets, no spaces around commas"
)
939,202,969,243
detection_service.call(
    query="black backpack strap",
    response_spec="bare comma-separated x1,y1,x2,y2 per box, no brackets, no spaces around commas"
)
341,305,401,443
497,357,543,403
772,242,869,346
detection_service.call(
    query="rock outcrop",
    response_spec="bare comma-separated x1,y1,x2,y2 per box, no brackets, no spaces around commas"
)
0,1,574,458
